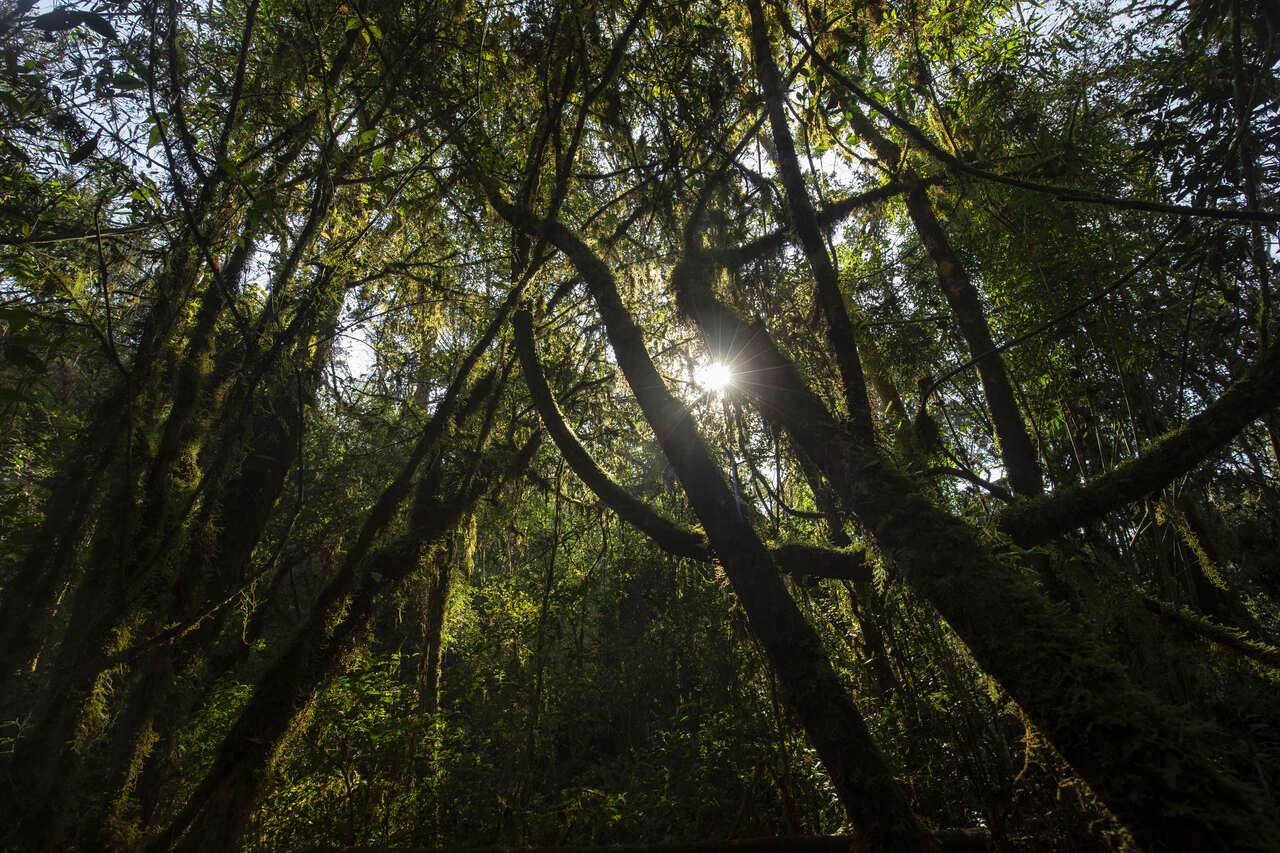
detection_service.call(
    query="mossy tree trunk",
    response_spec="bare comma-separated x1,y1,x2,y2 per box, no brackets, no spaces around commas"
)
491,189,939,853
825,93,1044,498
667,215,1280,852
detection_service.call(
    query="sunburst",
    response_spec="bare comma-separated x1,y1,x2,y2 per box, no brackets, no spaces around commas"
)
695,360,733,394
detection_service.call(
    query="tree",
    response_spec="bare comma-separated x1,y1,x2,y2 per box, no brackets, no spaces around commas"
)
1,0,1278,850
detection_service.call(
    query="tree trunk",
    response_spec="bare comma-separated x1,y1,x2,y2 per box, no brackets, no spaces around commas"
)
903,186,1043,497
494,195,938,853
419,538,456,714
151,351,532,850
666,233,1280,852
157,471,480,852
746,0,875,442
0,232,210,693
834,96,1043,497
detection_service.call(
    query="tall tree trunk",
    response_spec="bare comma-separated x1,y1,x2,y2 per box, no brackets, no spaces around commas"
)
150,329,530,849
418,536,458,715
902,185,1043,497
80,285,342,848
494,194,938,853
0,228,213,693
746,0,875,442
833,94,1043,496
665,227,1280,852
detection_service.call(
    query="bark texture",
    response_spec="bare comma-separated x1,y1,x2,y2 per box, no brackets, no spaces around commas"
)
492,190,938,853
998,336,1280,546
667,237,1280,853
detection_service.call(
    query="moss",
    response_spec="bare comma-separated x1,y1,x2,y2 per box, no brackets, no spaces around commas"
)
836,456,1280,851
1155,498,1228,591
999,336,1280,546
74,661,131,755
106,721,161,850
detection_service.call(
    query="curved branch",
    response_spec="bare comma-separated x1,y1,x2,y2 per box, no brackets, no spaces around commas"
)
515,306,708,560
706,180,915,270
768,542,872,580
793,29,1280,225
486,176,927,847
998,338,1280,546
514,305,870,583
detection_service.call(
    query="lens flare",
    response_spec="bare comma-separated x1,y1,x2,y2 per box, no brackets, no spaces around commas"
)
695,361,733,393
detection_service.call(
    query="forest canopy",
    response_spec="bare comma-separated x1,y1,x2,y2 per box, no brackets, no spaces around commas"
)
1,0,1278,850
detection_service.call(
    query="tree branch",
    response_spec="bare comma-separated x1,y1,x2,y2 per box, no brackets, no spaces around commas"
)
1140,594,1280,671
706,179,923,270
515,305,869,582
793,29,1280,225
999,337,1280,546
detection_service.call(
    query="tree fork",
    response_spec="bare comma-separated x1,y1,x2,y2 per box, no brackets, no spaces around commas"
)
665,224,1280,852
514,306,870,582
490,190,938,853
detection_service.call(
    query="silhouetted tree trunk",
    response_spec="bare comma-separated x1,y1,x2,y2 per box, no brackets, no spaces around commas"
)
667,220,1280,852
492,191,938,853
829,95,1044,497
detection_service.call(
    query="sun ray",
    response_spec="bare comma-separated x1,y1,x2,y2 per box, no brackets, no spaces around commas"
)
695,360,733,393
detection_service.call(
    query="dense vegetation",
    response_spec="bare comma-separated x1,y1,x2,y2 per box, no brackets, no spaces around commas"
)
1,0,1277,849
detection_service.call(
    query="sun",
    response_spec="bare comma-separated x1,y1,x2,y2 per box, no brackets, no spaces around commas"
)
695,360,733,394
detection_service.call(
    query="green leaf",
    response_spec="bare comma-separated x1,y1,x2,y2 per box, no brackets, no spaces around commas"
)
113,74,146,92
0,308,33,334
74,11,117,41
32,8,78,33
68,132,99,165
33,9,117,40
